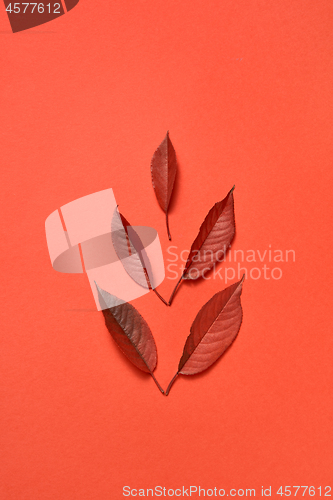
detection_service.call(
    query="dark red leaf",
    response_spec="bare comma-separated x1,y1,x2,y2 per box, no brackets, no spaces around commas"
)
166,276,244,394
183,186,235,279
96,283,164,393
150,131,178,240
168,187,236,305
111,207,152,289
111,208,168,306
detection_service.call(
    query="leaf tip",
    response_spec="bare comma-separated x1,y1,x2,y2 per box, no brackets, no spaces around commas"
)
94,281,107,309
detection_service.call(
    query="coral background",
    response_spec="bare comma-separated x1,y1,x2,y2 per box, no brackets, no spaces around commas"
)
0,1,332,498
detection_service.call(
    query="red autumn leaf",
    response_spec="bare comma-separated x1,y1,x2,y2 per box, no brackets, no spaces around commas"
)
183,186,235,279
112,207,152,289
166,276,244,395
168,186,236,305
96,283,164,393
150,131,178,240
111,208,168,305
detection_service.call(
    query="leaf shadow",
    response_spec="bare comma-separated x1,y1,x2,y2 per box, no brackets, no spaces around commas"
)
66,309,97,312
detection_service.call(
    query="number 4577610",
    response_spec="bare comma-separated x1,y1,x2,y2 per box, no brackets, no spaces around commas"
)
277,487,331,497
6,3,61,14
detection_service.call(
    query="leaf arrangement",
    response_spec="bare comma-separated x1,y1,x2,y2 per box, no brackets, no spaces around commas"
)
97,132,244,395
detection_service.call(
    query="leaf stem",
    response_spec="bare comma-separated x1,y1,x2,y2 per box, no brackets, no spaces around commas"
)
168,275,183,306
153,288,169,306
151,373,165,394
166,212,171,241
165,373,179,396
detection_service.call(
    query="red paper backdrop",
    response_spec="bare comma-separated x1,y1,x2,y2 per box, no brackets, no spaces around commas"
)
0,1,332,498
